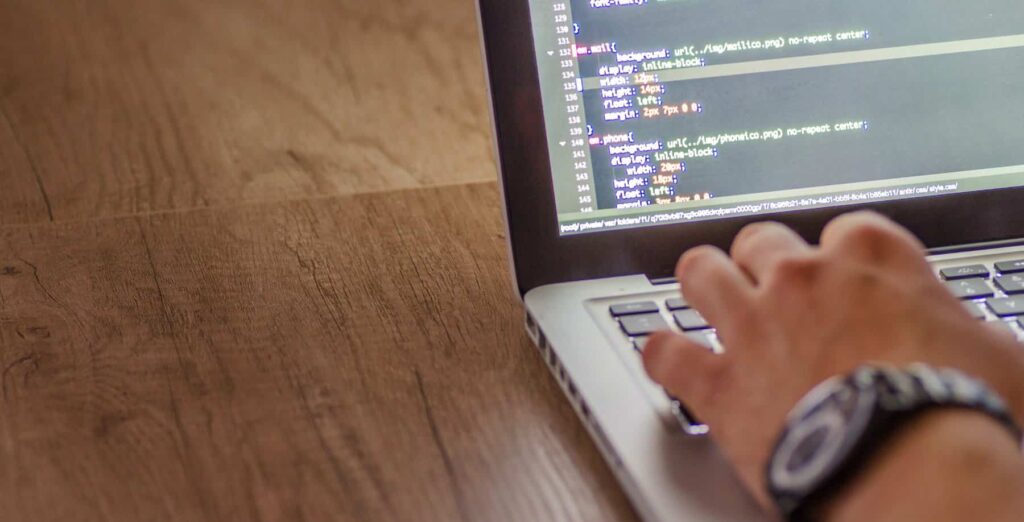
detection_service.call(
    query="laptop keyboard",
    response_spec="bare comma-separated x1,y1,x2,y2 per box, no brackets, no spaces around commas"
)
619,313,670,337
608,257,1024,434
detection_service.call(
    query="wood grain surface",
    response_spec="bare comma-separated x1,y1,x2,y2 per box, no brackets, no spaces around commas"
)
0,183,638,522
0,0,495,225
0,0,637,520
0,108,52,224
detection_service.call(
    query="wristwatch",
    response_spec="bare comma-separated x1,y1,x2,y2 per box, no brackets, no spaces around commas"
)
766,364,1022,522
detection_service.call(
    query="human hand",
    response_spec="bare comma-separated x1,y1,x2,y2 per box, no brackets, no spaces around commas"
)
642,211,1024,508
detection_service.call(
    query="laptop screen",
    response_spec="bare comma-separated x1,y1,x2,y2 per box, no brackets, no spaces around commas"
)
527,1,1024,236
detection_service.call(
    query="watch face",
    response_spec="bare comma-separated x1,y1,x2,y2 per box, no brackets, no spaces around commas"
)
770,373,878,496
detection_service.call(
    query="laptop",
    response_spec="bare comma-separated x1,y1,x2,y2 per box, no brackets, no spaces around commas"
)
475,1,1024,520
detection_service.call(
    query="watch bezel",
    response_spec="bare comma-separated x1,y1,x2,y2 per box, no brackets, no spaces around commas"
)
768,372,876,507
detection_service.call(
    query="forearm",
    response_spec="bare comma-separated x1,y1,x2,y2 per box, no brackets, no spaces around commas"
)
822,410,1024,522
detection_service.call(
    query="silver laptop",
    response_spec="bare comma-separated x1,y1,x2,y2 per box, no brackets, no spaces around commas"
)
475,1,1024,520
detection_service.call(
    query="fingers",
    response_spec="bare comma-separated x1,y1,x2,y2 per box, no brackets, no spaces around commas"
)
643,331,729,414
730,222,812,283
819,211,929,271
676,245,754,331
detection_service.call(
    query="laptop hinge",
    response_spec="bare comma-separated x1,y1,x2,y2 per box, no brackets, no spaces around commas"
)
928,238,1024,256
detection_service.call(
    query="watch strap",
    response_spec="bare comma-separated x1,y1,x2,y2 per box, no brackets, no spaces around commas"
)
768,364,1022,522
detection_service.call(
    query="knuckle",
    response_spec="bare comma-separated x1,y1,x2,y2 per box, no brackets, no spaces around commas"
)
736,222,770,242
732,222,777,255
843,220,897,248
771,254,822,284
848,266,885,292
825,213,928,268
677,245,720,278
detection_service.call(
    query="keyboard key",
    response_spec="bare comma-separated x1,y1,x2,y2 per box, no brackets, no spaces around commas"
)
940,265,990,281
669,398,708,434
633,337,648,352
686,330,715,349
964,301,987,320
995,274,1024,295
673,309,710,331
610,301,659,317
986,297,1024,318
666,297,690,311
945,278,994,300
995,259,1024,274
619,313,669,336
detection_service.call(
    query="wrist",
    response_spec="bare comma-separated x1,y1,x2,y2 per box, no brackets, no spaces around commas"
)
822,410,1024,522
766,365,1022,521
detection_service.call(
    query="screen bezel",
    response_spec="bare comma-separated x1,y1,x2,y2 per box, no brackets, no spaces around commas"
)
478,0,1024,296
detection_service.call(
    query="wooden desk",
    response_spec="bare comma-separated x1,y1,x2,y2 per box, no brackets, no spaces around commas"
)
0,0,494,225
0,1,638,521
